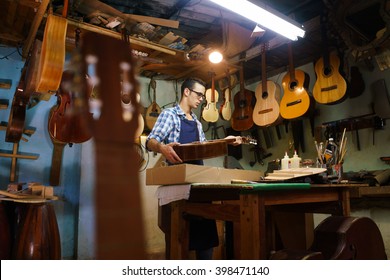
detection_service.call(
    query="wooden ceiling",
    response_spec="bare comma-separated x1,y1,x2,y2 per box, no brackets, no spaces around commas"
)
1,0,390,85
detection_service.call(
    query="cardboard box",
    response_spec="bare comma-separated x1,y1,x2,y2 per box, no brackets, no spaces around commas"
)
146,164,262,185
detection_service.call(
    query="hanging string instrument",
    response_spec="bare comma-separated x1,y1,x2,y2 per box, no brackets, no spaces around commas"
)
312,12,347,104
253,43,281,127
231,64,254,131
5,40,40,143
202,72,219,123
219,70,233,121
145,77,161,130
280,42,311,119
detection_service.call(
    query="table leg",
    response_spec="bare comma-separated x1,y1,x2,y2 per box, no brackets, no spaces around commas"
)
170,200,189,259
240,194,267,259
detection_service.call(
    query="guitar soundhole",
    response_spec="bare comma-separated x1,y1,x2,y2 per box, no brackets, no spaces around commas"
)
289,81,297,90
239,100,247,108
323,66,332,77
262,91,268,99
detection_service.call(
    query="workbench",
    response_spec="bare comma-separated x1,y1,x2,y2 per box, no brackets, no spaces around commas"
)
158,182,364,259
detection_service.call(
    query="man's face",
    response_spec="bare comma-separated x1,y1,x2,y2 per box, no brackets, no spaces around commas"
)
187,83,206,109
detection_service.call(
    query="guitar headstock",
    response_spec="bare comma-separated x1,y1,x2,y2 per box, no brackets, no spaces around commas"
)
81,32,141,143
242,136,257,145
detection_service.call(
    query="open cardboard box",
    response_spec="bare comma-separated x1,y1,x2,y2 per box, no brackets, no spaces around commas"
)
146,164,262,185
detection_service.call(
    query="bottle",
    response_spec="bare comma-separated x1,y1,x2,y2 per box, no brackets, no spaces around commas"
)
290,150,301,169
281,152,290,170
324,138,338,165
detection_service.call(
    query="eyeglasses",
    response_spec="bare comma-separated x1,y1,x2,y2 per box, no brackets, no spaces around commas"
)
189,89,206,99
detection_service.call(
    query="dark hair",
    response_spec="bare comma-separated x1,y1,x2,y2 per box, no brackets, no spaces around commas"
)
181,77,206,95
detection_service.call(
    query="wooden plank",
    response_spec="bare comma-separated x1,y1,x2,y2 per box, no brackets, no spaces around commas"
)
0,79,12,89
22,0,49,58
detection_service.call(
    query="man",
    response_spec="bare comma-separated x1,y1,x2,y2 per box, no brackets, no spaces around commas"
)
146,77,242,259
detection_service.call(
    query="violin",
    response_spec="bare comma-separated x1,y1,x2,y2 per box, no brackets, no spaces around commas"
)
48,70,93,144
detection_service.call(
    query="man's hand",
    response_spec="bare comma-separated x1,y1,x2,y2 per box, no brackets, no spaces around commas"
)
225,135,242,146
159,142,183,164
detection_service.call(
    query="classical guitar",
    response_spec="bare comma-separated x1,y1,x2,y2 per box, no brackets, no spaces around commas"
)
6,40,40,143
280,43,311,120
202,72,219,123
219,70,233,121
253,44,281,127
82,32,145,259
173,136,257,162
313,13,347,104
310,216,387,260
231,64,254,131
145,77,161,130
35,6,68,97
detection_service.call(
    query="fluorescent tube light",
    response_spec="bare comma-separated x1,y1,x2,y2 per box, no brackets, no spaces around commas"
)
209,0,305,40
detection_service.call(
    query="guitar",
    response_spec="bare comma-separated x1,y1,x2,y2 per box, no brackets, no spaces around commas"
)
313,13,347,104
253,44,281,127
231,64,254,131
310,216,387,260
145,77,161,130
34,8,67,97
219,70,233,121
82,32,145,259
173,136,257,162
6,40,40,143
280,43,311,120
202,72,219,123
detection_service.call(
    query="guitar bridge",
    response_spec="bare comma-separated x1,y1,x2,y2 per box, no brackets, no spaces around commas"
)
287,99,302,107
321,85,338,92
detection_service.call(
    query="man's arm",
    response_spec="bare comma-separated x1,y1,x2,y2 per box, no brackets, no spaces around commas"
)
147,138,183,164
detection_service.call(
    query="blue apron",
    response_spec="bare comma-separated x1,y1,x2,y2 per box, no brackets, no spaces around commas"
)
179,118,218,250
179,118,204,165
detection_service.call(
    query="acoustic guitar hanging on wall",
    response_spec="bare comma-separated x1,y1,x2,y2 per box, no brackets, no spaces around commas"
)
253,43,281,127
231,63,254,131
34,6,68,98
312,12,347,104
280,42,311,120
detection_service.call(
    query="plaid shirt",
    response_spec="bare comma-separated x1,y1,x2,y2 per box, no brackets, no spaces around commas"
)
146,104,206,150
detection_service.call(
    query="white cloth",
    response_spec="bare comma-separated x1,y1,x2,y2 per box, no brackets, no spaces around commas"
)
155,184,191,206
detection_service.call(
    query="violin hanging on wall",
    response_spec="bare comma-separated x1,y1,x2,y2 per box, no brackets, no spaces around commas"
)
202,72,219,123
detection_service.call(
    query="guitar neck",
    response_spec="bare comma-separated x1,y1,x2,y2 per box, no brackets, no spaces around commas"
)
287,43,296,81
261,45,267,91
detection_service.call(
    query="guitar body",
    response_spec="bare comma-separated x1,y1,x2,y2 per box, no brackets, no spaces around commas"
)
35,14,67,95
6,40,41,143
280,69,311,119
220,88,232,121
253,80,281,126
173,137,256,161
232,89,254,131
202,85,219,123
145,102,161,130
310,216,387,260
313,52,347,104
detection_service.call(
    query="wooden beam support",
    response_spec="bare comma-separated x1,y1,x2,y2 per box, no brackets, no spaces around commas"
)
22,0,50,58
